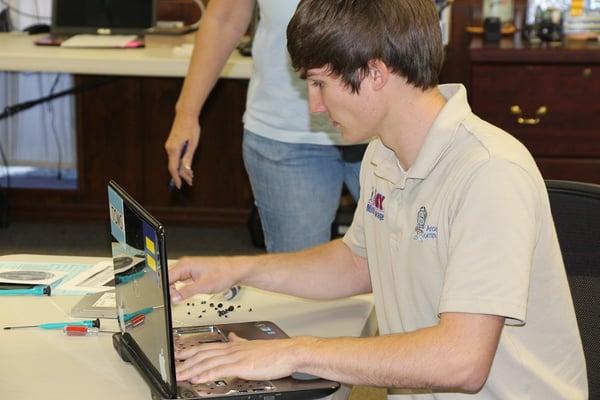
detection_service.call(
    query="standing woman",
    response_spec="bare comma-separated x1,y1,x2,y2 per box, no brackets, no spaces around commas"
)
165,0,365,253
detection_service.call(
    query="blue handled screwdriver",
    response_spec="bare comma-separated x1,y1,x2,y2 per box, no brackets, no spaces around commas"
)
3,318,100,330
123,305,163,322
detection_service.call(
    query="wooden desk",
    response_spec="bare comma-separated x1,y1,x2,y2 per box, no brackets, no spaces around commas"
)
469,37,600,184
0,33,254,224
0,254,376,400
0,33,253,78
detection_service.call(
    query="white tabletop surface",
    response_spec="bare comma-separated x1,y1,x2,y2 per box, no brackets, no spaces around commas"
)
0,32,253,78
0,254,376,400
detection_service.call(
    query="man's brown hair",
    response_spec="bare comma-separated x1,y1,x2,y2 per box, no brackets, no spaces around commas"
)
287,0,444,93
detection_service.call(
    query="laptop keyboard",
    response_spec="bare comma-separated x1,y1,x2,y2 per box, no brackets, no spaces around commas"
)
174,327,276,397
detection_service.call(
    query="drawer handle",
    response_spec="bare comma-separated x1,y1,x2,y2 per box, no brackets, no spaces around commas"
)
510,105,548,125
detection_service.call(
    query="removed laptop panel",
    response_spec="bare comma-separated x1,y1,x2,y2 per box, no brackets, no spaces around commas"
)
107,181,340,399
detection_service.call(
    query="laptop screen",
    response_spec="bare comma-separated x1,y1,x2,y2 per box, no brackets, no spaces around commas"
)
108,181,176,395
52,0,157,35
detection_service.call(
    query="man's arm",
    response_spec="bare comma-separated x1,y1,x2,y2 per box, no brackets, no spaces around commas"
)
165,0,256,188
176,312,504,392
170,239,372,302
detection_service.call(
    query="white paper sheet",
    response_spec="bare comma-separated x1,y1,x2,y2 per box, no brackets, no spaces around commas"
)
60,34,139,48
58,261,114,293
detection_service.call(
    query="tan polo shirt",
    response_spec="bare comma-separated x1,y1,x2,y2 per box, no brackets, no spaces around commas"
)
343,84,587,399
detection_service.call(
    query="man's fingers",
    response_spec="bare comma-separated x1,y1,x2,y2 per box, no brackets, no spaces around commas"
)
174,283,203,303
177,349,232,373
189,363,239,384
168,260,192,285
169,286,183,303
178,355,240,383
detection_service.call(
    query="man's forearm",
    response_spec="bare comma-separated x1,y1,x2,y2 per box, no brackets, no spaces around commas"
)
292,313,504,392
235,239,372,300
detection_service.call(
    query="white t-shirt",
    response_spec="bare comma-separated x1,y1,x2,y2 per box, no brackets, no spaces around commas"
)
343,84,588,399
243,0,348,145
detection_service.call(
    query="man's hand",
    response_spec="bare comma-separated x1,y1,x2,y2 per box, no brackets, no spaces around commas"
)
168,256,244,303
165,113,200,189
175,333,303,383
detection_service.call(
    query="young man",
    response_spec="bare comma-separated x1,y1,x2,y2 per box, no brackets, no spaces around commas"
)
168,0,587,398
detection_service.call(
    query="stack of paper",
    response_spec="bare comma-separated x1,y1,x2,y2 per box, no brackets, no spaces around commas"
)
60,34,142,48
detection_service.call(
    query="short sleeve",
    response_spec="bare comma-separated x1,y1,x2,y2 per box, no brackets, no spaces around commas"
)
439,160,541,325
342,143,378,259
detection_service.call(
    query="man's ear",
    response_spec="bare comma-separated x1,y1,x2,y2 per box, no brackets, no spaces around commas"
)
368,59,390,91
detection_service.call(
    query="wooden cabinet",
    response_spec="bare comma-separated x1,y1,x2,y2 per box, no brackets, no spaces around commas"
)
5,1,255,225
469,37,600,184
9,77,254,224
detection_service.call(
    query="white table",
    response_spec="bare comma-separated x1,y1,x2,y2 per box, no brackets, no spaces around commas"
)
0,254,376,400
0,32,253,78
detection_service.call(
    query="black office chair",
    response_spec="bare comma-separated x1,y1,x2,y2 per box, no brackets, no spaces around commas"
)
546,179,600,399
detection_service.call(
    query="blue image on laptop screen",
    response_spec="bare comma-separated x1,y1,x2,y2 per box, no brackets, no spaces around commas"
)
108,184,175,393
53,0,156,35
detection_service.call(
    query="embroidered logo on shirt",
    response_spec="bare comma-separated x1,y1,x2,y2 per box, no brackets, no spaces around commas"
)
413,206,438,240
366,188,385,221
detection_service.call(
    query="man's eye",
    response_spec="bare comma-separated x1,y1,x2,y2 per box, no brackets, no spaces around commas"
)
310,80,323,88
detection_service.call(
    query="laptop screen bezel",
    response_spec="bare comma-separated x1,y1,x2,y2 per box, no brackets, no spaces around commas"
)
51,0,158,35
108,180,178,397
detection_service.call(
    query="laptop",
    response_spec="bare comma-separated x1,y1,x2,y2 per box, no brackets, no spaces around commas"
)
107,181,340,399
36,0,157,46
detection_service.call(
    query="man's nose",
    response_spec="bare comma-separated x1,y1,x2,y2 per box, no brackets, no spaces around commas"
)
308,86,327,113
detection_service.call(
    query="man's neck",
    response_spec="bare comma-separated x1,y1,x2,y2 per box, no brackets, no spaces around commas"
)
378,84,446,170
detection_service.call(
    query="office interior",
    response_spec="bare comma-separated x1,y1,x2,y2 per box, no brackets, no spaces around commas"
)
1,0,599,234
0,1,598,400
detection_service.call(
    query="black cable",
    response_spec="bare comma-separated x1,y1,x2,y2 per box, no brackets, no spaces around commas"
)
0,106,10,227
33,0,41,23
46,74,63,180
0,76,118,193
0,136,10,189
0,76,119,121
0,73,11,191
0,0,50,20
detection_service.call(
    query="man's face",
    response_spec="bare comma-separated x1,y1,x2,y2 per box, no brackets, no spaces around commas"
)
306,67,380,143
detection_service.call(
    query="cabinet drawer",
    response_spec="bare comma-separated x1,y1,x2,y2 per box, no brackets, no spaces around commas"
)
470,64,600,157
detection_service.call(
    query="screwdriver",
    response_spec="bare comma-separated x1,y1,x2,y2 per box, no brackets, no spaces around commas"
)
63,325,119,336
63,326,101,336
0,284,51,296
208,286,242,301
3,318,101,330
123,305,162,322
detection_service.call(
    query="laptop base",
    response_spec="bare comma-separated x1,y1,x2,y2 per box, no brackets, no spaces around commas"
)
114,321,339,400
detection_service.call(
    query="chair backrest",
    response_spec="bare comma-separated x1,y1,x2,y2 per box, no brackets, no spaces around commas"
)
546,179,600,399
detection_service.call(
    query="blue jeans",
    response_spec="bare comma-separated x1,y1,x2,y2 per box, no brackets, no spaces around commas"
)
243,130,363,253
